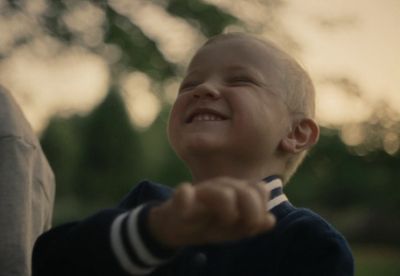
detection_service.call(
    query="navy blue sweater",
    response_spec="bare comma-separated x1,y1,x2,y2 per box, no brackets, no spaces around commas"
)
33,179,354,275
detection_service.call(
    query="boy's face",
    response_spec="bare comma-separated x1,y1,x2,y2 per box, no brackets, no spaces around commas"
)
168,37,292,168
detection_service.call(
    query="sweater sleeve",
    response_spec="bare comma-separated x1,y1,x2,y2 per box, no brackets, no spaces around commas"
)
110,203,176,275
32,204,176,276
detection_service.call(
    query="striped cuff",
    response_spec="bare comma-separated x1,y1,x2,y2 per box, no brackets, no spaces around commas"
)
264,178,289,211
110,204,174,275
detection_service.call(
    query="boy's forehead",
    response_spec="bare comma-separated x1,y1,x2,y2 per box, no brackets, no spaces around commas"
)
187,36,281,74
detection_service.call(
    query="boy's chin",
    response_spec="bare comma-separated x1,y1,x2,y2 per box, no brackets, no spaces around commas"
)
178,137,229,157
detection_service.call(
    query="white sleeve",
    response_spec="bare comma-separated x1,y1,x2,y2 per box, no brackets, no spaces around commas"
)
0,87,55,276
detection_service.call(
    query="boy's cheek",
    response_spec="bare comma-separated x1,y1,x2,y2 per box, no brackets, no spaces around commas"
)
167,121,185,157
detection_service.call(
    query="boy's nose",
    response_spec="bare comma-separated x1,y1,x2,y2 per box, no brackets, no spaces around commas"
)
192,83,221,100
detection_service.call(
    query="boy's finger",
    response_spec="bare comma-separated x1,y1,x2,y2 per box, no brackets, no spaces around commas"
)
195,185,239,226
173,183,196,218
254,182,272,208
235,186,266,233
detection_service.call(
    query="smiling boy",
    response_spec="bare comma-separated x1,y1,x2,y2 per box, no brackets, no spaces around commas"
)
33,33,354,275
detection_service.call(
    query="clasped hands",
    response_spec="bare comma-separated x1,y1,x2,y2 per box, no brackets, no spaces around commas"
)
149,177,276,249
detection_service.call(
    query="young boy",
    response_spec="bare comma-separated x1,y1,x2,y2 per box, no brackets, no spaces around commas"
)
33,33,354,275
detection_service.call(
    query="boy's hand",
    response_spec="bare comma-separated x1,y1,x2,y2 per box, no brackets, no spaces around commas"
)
148,177,276,249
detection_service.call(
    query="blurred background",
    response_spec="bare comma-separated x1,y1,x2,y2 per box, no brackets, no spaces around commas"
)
1,0,399,274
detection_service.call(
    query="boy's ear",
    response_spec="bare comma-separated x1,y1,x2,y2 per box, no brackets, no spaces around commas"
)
280,118,320,153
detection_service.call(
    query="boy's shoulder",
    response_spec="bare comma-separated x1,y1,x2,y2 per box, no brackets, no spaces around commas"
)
275,205,346,241
214,204,354,275
269,204,354,274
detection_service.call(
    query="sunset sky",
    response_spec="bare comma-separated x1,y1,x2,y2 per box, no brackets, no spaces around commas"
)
0,0,399,135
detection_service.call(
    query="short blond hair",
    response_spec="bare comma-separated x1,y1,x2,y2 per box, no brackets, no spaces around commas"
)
206,33,317,183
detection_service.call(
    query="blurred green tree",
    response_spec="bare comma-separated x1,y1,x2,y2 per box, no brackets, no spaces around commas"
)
77,89,144,201
139,105,191,186
33,0,238,82
41,89,146,222
41,114,85,198
287,127,400,246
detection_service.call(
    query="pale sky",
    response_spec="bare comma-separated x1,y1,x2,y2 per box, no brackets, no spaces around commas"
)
281,0,400,125
0,0,399,135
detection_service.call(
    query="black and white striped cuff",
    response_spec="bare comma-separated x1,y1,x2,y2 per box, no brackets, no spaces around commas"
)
110,204,173,275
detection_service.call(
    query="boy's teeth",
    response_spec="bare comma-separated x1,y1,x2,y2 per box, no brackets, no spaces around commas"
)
193,113,223,121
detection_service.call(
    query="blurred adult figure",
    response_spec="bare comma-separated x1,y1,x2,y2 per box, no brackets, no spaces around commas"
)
0,86,55,276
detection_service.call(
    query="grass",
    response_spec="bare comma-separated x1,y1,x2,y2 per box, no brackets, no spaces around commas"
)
352,244,400,276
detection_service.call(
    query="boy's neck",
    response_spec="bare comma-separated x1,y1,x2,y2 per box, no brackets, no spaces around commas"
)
188,155,283,184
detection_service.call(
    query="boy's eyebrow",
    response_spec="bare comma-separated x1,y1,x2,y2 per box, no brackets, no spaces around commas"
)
183,65,266,82
224,64,253,71
224,65,264,78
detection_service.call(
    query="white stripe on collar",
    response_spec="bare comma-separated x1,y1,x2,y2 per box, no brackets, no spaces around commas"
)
264,178,289,211
264,178,283,193
267,194,289,210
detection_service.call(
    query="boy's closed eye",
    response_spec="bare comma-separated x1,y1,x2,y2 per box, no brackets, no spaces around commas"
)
178,71,263,93
179,77,259,94
225,75,260,87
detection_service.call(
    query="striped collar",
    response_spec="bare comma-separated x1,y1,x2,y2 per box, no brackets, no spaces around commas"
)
263,176,289,211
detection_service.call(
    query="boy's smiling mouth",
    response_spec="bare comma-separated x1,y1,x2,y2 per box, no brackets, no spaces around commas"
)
192,113,224,122
186,108,229,124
